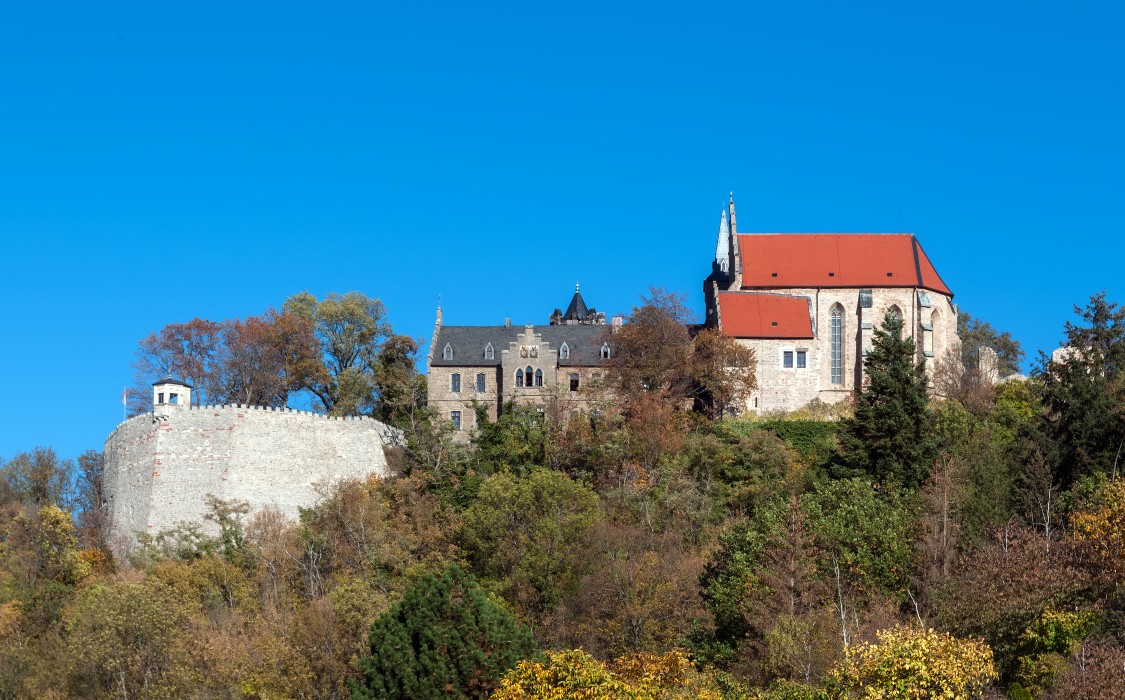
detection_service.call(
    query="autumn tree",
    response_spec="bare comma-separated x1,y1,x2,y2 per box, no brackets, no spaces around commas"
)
131,317,222,409
285,290,392,416
208,308,323,407
836,312,937,489
691,327,756,420
353,564,536,700
827,626,997,699
0,447,73,510
607,288,695,404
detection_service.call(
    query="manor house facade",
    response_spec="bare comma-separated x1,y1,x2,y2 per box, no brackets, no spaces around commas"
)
426,286,614,436
704,195,960,413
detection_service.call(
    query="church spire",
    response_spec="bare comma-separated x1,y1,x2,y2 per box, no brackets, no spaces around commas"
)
714,209,730,274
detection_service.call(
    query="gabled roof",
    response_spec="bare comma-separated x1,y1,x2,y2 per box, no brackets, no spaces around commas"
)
737,233,952,296
718,292,814,339
152,377,193,388
430,324,610,368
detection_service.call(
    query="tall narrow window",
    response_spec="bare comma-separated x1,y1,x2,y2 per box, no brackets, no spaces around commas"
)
451,373,461,393
476,373,486,392
569,373,579,392
831,306,843,385
783,350,794,368
515,369,524,387
526,366,534,383
796,350,807,369
534,369,543,387
451,410,461,430
484,343,494,360
443,343,453,360
559,342,570,360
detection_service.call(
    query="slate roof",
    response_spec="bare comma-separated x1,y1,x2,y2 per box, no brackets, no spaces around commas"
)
431,324,611,368
718,292,815,339
563,289,590,322
152,377,193,388
737,233,953,296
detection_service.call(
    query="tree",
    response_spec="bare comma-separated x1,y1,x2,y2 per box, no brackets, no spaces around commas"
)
0,447,73,510
607,288,695,404
827,626,997,699
208,309,323,407
352,564,536,700
1037,292,1125,487
492,649,729,700
459,469,600,619
836,312,937,489
131,317,222,409
285,290,392,416
372,334,425,429
691,327,757,420
73,449,109,553
958,311,1024,378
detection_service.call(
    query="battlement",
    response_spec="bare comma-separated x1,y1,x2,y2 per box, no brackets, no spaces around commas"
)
104,401,402,558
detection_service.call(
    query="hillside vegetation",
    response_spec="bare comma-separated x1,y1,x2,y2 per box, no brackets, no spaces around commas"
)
1,291,1123,699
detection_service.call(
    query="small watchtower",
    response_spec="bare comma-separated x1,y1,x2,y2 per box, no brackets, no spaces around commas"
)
152,377,192,412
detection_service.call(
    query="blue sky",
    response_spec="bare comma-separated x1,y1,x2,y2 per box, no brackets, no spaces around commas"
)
1,1,1122,461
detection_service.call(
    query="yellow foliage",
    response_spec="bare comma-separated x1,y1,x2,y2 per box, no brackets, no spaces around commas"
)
491,649,725,700
829,627,997,699
1072,477,1125,586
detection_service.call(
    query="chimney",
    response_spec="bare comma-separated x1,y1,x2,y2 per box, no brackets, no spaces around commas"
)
505,317,511,328
611,315,623,333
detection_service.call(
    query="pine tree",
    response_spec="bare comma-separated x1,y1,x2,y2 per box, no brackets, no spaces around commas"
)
837,312,937,489
352,564,536,700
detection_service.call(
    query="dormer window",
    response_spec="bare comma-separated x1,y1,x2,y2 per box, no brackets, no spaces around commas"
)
601,343,611,360
559,342,570,360
484,343,494,360
443,343,453,360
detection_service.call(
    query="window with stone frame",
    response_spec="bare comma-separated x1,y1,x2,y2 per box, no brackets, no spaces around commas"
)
796,350,807,368
560,342,570,360
451,410,461,430
515,369,524,387
601,343,611,359
783,350,794,368
484,343,494,360
830,305,844,385
443,343,453,360
534,369,543,387
476,373,486,392
451,373,461,393
569,373,579,392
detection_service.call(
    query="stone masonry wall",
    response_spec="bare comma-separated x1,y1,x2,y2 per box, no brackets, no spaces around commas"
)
104,405,401,554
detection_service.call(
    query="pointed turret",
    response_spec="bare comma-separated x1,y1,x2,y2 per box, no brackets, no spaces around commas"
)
714,209,730,275
563,282,589,322
728,191,737,234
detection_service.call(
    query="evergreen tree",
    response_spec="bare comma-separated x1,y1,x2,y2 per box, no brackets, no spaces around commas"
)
1038,292,1125,487
836,313,937,489
353,564,536,700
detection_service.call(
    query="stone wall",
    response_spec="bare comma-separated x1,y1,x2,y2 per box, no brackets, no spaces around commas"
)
104,404,401,554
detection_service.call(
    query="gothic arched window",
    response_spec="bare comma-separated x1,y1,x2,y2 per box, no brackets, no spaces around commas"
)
484,343,494,360
515,369,524,387
526,366,534,385
443,343,453,360
559,342,570,360
601,343,611,360
534,369,543,387
830,305,843,385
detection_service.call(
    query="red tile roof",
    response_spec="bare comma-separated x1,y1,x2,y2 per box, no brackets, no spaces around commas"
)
718,292,814,339
737,233,952,296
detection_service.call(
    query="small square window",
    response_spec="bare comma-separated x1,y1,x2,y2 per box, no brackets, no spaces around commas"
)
451,373,461,393
169,393,179,404
783,351,794,368
796,350,807,369
451,410,461,430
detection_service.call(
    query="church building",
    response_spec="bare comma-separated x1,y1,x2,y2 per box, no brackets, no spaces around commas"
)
704,194,960,413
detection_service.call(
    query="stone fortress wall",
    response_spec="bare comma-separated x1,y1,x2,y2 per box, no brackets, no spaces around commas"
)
104,401,402,553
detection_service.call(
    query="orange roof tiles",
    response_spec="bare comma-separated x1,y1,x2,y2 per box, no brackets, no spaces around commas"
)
737,233,952,296
718,292,814,339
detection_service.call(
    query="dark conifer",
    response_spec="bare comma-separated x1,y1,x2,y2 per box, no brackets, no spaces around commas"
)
836,312,937,489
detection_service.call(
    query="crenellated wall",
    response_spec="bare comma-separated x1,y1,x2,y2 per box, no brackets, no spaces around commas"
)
103,404,402,555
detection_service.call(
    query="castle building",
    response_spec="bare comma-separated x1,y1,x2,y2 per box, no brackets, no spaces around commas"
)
104,378,401,554
426,285,614,436
705,194,960,413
